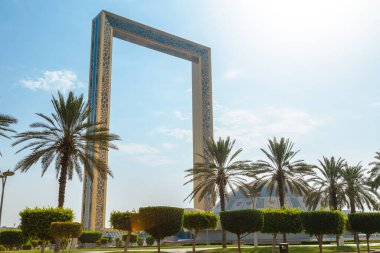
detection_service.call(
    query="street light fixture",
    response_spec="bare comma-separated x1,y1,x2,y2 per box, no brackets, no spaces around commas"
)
0,170,15,227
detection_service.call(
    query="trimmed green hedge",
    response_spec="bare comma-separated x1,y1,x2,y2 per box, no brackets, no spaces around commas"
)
145,235,155,246
348,212,380,252
0,230,25,250
139,206,183,251
122,233,138,243
19,207,74,244
78,231,102,243
50,222,82,240
301,210,345,253
220,209,263,253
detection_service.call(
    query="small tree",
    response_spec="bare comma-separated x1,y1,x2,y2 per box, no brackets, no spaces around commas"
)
262,209,303,253
145,236,155,246
122,234,138,246
78,231,102,244
348,213,380,253
50,222,82,250
19,207,74,253
110,211,141,253
0,230,25,250
220,209,263,253
183,212,218,253
301,210,345,253
139,206,183,253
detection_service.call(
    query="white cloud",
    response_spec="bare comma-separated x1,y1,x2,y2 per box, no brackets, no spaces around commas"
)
224,70,241,79
215,106,325,150
174,110,190,121
156,127,192,143
162,143,176,149
20,70,84,92
118,143,178,166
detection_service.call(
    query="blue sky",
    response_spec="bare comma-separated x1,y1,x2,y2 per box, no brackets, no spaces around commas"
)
1,0,380,227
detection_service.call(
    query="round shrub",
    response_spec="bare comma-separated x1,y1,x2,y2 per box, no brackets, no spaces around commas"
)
301,210,345,253
122,233,138,243
137,237,144,246
22,244,32,250
100,237,109,245
0,230,25,250
78,231,102,243
50,222,83,239
0,245,6,251
19,207,74,246
139,206,183,252
145,235,155,246
220,209,263,253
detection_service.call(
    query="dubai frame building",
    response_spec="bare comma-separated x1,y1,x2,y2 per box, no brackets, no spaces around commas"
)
81,11,214,230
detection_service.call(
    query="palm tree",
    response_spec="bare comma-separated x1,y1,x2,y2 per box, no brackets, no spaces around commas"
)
250,137,314,242
13,91,120,207
184,137,251,248
341,164,379,253
0,114,17,156
304,157,346,211
369,151,380,189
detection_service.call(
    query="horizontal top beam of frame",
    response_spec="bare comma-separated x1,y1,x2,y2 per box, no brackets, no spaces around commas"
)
102,10,210,63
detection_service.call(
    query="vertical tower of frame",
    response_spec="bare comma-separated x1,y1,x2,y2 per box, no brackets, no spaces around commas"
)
82,10,213,230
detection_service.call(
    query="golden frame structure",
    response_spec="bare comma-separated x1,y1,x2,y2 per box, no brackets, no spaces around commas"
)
82,10,213,230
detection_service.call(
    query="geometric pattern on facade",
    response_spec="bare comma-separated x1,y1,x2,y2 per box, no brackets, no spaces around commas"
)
82,10,213,230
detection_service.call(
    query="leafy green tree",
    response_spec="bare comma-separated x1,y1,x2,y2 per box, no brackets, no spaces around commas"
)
251,137,313,241
0,114,17,156
301,210,345,253
139,206,183,253
220,209,263,253
110,211,141,253
184,137,251,248
50,222,82,250
348,213,380,253
261,209,302,253
183,212,218,253
13,91,120,207
19,207,74,253
0,230,24,250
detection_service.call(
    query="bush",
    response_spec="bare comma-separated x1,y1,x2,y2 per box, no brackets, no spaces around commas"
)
145,236,155,246
348,212,380,252
110,211,141,252
0,230,25,250
78,231,102,243
220,209,263,253
19,207,73,253
22,244,32,250
100,237,109,245
139,206,183,252
30,240,39,249
262,208,303,253
301,210,345,253
137,237,144,246
183,212,218,253
0,245,6,251
122,233,138,244
50,222,83,239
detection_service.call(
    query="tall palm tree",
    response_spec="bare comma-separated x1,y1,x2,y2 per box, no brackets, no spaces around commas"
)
13,91,120,207
304,157,346,211
340,164,379,253
341,164,379,213
184,137,251,248
250,137,314,242
369,151,380,189
0,114,17,156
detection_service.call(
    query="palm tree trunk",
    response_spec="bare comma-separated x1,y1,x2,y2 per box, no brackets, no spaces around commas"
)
331,188,340,246
219,186,227,248
277,174,287,242
350,198,360,253
58,159,68,207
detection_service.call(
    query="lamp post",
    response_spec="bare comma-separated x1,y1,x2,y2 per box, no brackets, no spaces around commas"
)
0,170,15,227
